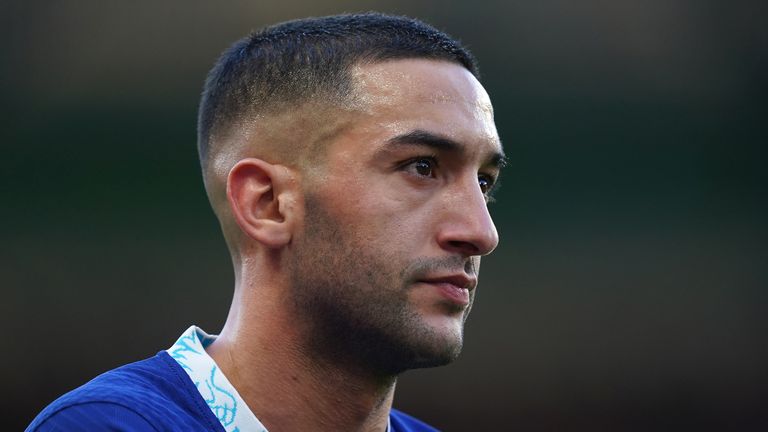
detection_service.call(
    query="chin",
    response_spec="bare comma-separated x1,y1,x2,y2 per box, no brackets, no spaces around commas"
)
394,318,465,371
404,339,463,371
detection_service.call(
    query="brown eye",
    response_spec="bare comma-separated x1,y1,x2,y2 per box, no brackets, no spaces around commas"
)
478,176,490,193
479,174,497,195
409,158,436,177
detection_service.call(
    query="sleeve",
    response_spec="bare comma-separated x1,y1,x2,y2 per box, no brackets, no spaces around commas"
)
28,402,159,432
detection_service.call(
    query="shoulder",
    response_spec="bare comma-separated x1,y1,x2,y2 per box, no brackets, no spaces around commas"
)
27,402,158,432
390,408,441,432
27,352,223,432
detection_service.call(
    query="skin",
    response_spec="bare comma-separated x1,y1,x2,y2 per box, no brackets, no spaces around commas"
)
206,58,503,432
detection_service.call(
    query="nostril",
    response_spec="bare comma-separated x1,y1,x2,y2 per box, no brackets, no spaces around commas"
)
447,240,480,256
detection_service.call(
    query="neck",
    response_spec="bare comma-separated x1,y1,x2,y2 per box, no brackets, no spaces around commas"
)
207,279,397,432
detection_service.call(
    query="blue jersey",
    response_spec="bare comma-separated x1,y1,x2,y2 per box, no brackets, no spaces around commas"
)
27,351,438,431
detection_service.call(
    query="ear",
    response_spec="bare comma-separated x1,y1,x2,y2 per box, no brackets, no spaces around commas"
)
226,158,298,249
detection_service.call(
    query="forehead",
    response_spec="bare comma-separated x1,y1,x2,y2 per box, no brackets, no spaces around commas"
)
352,59,491,107
344,59,501,155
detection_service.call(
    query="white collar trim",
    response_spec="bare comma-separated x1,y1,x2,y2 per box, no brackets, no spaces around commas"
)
167,325,392,432
167,325,268,432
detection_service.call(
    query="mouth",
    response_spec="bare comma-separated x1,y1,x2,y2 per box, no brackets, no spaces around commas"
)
416,274,476,307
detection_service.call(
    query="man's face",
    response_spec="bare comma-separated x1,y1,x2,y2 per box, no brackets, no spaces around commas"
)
289,59,503,375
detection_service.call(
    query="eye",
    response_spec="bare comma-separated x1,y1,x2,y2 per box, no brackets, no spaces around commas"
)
478,174,493,193
478,174,499,203
403,157,437,178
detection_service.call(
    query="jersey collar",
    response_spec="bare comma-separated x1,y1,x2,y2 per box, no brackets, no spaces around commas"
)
168,326,393,432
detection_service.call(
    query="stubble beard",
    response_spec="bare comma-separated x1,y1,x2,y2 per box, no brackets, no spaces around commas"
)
288,195,474,377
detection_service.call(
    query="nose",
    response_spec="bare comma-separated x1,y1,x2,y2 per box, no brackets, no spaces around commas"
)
435,178,499,257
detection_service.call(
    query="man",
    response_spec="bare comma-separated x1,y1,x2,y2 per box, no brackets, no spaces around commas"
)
28,12,504,432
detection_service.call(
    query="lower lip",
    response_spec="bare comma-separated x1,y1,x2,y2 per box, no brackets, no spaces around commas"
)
421,282,470,306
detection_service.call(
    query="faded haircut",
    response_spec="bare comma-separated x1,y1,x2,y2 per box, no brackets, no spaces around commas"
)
196,12,479,170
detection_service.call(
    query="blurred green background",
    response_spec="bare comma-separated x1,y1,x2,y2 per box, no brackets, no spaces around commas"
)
2,1,766,430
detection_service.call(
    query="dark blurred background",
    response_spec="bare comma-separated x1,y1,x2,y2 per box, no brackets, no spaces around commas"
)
2,1,766,430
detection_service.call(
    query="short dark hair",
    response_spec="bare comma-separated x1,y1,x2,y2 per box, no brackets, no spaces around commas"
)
197,12,479,168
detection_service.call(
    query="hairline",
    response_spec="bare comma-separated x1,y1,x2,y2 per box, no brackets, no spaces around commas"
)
201,56,476,172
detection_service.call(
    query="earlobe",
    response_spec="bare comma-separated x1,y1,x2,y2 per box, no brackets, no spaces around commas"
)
226,158,295,248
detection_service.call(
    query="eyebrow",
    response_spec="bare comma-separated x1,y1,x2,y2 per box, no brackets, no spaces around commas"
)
385,129,507,169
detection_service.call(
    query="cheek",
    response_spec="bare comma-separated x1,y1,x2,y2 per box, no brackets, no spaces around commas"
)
316,168,438,248
343,198,433,249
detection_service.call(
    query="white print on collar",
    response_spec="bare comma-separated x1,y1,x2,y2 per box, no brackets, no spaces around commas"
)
167,325,392,432
167,326,267,432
